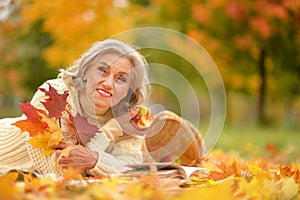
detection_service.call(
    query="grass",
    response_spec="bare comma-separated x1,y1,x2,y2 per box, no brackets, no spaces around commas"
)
211,125,300,163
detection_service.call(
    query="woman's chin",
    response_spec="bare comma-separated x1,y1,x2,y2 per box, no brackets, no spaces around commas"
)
94,103,111,110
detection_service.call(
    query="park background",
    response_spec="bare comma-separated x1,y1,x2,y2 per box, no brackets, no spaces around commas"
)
0,0,299,161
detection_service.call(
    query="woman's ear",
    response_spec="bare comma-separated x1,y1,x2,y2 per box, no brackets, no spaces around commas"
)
82,74,87,82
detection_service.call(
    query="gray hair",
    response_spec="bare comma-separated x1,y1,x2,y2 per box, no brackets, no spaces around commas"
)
58,39,151,110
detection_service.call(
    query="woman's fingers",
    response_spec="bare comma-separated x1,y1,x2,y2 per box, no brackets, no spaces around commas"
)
116,107,154,137
51,142,68,150
55,145,98,170
55,150,62,157
129,107,140,118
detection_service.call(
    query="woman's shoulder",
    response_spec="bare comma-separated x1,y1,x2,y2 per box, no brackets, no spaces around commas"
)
40,78,69,93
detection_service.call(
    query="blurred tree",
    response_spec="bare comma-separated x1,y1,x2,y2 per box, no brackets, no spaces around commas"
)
129,0,300,126
20,0,135,67
128,0,210,119
189,0,300,125
0,4,56,117
0,17,22,116
16,19,56,96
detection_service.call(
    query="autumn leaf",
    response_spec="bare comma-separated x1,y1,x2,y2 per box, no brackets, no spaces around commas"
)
175,177,236,200
42,116,64,147
279,165,300,184
0,172,18,200
55,145,77,173
294,170,300,184
13,102,49,137
209,161,240,181
14,84,67,155
280,165,295,178
28,132,53,155
39,83,69,119
27,116,63,156
20,173,55,198
73,113,99,145
277,177,298,200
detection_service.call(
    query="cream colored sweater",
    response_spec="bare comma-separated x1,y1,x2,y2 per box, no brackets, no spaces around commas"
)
0,79,143,176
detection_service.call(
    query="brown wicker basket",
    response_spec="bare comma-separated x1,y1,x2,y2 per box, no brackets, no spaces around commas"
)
143,111,206,167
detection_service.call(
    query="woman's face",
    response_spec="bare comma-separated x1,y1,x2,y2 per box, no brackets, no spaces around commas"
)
83,52,133,110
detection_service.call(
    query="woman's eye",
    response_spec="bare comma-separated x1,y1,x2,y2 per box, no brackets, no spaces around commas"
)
117,76,127,83
98,67,107,73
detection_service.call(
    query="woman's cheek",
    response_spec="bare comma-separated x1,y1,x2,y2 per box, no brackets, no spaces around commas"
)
119,85,130,99
111,86,128,105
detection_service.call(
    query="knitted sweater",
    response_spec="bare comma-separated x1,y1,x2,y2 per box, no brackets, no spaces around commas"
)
0,79,143,176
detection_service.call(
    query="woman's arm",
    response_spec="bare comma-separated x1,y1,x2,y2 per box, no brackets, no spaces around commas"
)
54,116,144,177
54,133,143,176
86,133,143,177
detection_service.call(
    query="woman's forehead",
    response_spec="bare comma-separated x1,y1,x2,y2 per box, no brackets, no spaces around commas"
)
96,52,133,72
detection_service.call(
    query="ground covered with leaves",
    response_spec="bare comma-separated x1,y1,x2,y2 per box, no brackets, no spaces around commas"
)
1,147,299,200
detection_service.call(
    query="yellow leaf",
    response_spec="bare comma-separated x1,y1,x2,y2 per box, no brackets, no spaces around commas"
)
28,116,63,156
208,179,217,185
247,163,263,176
0,173,18,200
277,177,298,200
175,177,237,200
86,181,121,200
28,132,54,156
42,116,63,148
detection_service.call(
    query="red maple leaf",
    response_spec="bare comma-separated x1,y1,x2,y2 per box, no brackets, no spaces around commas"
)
73,114,99,145
13,103,49,137
39,83,69,120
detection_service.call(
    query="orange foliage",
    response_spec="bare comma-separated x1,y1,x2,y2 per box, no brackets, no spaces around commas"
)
192,3,211,25
250,17,274,39
13,103,49,137
255,1,288,20
1,148,299,199
233,34,255,51
225,1,248,21
20,0,134,67
13,84,68,155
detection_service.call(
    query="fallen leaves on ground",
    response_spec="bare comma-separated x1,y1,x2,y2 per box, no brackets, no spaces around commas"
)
0,148,299,200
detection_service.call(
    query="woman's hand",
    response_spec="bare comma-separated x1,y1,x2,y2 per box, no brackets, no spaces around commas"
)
52,143,98,170
116,108,150,137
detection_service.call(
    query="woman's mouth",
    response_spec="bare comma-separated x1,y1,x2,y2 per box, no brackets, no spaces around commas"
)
97,89,112,98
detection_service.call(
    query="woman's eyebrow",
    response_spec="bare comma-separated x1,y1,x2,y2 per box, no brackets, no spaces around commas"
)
98,61,110,67
118,71,129,78
98,61,130,77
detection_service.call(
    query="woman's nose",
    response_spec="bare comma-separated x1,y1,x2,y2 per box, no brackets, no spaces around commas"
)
102,75,114,89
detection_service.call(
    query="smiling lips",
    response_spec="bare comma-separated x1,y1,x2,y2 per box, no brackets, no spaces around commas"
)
97,89,112,98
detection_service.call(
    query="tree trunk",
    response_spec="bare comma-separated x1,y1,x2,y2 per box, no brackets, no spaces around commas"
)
258,48,267,125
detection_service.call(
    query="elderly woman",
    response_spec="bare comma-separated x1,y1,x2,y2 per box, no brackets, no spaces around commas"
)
0,39,206,177
0,39,151,176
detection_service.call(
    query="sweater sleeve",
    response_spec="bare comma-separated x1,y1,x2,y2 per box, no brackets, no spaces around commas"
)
100,118,123,141
0,117,33,175
86,133,143,177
